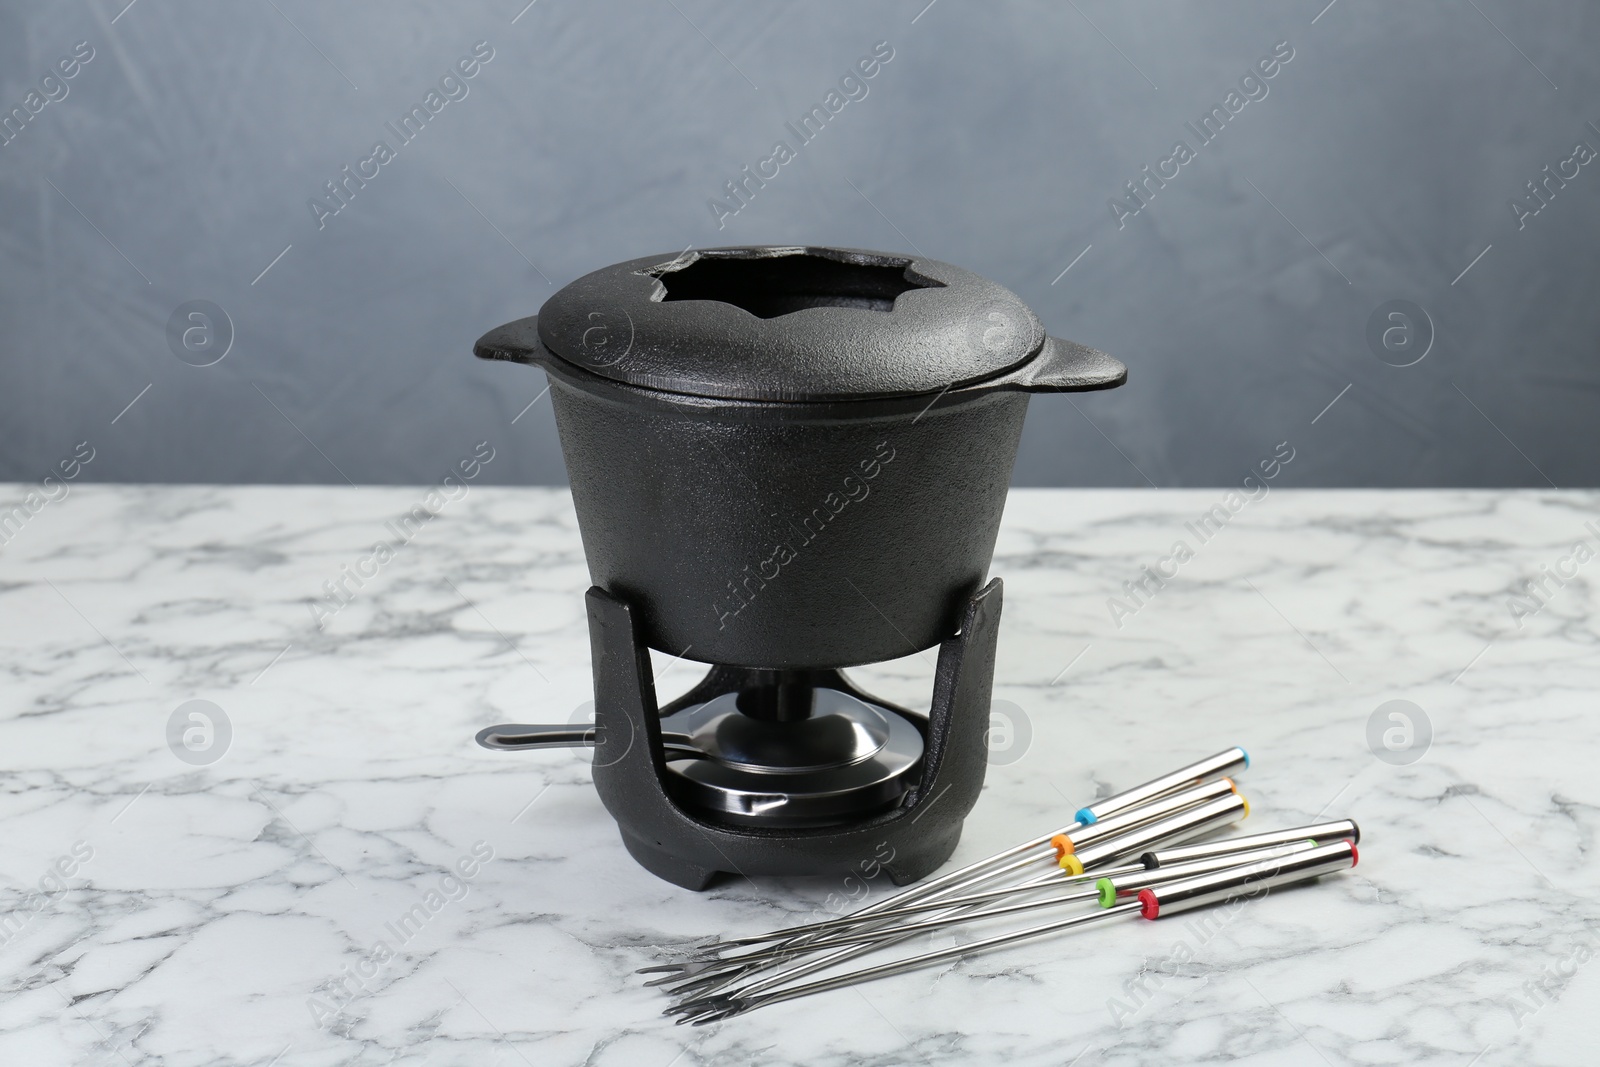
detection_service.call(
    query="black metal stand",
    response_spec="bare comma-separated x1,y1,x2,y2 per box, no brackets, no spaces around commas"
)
586,579,1003,890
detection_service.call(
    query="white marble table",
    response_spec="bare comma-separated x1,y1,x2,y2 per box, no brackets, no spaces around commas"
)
1,486,1596,1066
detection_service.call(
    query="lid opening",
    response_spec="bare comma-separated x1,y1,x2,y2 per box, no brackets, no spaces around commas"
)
646,251,943,319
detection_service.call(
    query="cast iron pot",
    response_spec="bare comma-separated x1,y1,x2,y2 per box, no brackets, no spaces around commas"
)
475,246,1125,669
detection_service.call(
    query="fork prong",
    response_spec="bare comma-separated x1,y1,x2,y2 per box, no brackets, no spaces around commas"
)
673,995,738,1025
660,969,744,998
643,971,701,988
663,992,720,1013
665,995,713,1016
675,1007,720,1025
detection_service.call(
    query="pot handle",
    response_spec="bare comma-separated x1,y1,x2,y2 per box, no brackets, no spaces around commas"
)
1006,335,1127,393
473,315,551,367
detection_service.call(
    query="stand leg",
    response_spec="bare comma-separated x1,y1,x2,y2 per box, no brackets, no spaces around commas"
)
617,830,723,891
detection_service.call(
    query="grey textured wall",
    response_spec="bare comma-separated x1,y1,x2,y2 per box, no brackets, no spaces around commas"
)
3,1,1597,488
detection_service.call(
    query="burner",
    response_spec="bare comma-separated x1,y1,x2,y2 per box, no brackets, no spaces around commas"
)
470,246,1126,889
659,689,922,826
473,684,928,825
479,685,924,827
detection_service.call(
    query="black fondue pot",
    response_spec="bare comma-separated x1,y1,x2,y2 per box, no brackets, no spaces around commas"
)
474,246,1125,670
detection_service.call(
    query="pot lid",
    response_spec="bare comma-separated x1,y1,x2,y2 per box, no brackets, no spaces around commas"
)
533,246,1047,402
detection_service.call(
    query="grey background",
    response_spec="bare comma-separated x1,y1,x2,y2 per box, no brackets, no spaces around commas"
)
2,0,1597,488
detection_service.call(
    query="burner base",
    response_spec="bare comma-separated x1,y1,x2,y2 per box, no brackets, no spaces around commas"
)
615,821,963,892
585,579,1002,890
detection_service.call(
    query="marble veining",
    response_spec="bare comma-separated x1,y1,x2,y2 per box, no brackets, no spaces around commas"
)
0,486,1596,1066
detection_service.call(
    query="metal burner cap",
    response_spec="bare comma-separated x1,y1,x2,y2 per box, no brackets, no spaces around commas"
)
658,689,923,827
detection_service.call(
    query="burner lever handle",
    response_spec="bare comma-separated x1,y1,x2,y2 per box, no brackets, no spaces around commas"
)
477,724,596,749
475,722,704,760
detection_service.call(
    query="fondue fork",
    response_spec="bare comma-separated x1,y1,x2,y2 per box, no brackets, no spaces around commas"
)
677,840,1358,1024
1139,818,1359,863
666,865,1135,965
1056,793,1250,875
713,817,1358,951
680,841,1316,966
